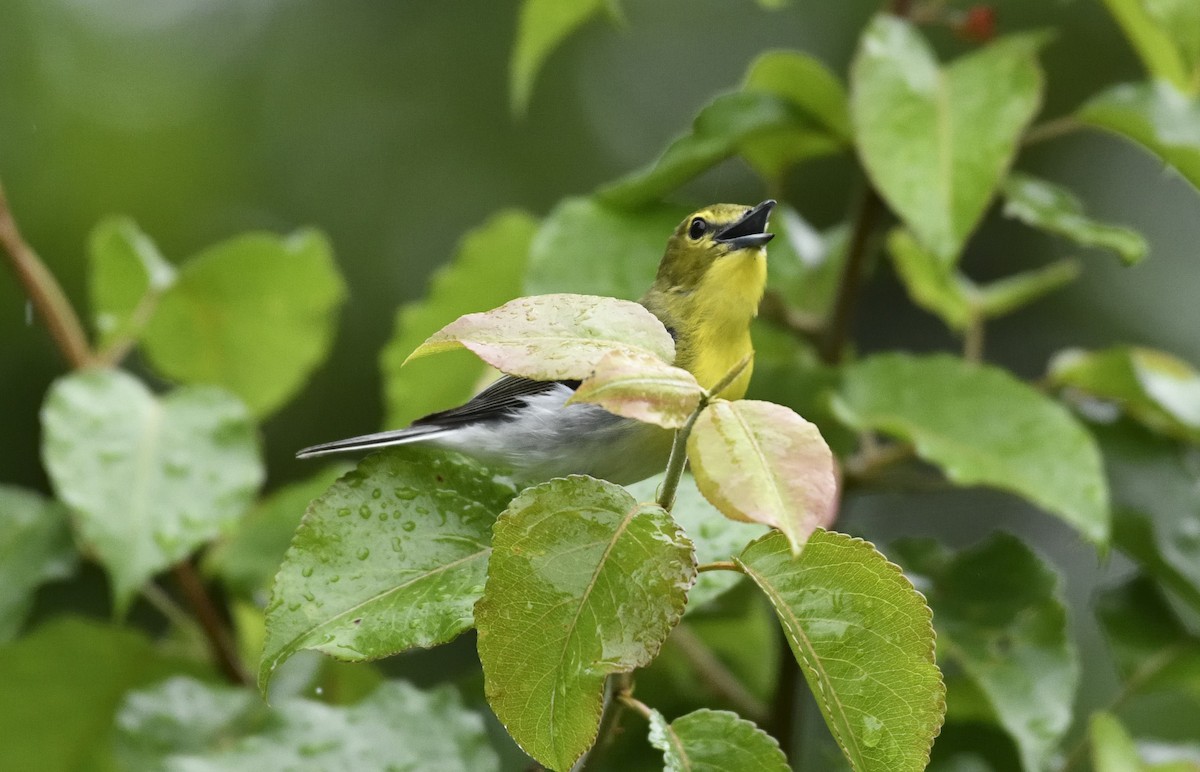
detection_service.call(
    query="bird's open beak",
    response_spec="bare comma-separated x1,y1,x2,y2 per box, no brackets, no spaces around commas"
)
714,199,776,250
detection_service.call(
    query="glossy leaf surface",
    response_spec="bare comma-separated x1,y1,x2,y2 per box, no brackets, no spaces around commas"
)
381,211,535,429
407,293,675,380
688,399,836,554
259,448,517,692
569,349,703,428
476,476,695,770
852,16,1045,262
41,369,263,612
738,530,945,772
141,229,346,416
649,707,790,772
833,353,1109,544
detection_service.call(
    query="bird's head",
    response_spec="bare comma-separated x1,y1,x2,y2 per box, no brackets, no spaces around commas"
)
654,200,775,293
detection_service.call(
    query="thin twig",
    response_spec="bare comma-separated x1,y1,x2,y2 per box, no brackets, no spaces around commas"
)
1022,115,1084,147
819,186,885,364
0,182,93,368
671,624,769,723
617,693,654,721
963,311,985,363
696,560,740,574
141,582,206,642
173,561,251,685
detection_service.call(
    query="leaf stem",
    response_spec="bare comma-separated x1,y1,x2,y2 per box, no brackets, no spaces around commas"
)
656,354,751,512
963,311,986,363
819,185,885,364
0,181,94,368
617,692,653,721
172,560,251,685
1022,115,1084,147
696,560,741,573
671,623,769,723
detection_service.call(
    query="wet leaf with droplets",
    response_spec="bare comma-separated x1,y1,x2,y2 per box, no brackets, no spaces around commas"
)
259,447,517,694
688,399,837,554
569,349,704,428
737,530,945,772
648,707,789,772
406,293,676,381
892,534,1077,772
115,677,498,770
40,369,263,614
476,476,696,771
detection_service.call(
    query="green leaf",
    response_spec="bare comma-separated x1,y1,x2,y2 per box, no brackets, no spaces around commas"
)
974,259,1082,317
141,229,347,416
510,0,609,116
476,476,695,770
41,369,263,613
739,51,852,182
893,534,1078,772
1051,346,1200,443
766,206,849,320
1079,81,1200,192
381,210,536,429
569,350,703,428
525,197,685,299
1001,172,1148,264
1096,576,1200,702
0,486,76,642
688,399,836,554
87,216,175,350
259,448,517,693
117,677,498,771
1099,0,1192,92
1089,711,1200,772
648,707,790,772
626,472,767,611
833,353,1110,544
851,16,1045,262
737,530,945,772
1144,0,1200,79
204,464,352,599
407,293,675,381
598,91,813,208
1094,422,1200,611
0,617,211,771
886,227,975,332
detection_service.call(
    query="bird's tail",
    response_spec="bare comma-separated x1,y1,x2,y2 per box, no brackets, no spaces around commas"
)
295,425,452,460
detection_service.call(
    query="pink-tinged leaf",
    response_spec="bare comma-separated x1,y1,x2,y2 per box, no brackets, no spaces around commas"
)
404,294,675,382
687,400,837,554
568,350,703,428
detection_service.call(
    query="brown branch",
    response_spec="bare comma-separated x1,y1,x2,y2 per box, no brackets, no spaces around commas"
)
0,182,93,368
173,561,250,685
818,186,885,364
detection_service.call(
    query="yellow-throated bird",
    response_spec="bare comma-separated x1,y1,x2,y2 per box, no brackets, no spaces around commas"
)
297,200,774,484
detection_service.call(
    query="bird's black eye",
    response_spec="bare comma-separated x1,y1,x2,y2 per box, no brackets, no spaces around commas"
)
688,218,707,240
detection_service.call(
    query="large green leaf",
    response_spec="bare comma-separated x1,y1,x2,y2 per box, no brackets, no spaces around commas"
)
688,399,837,554
381,210,536,429
894,534,1078,772
0,486,76,641
259,448,517,693
524,197,685,299
1096,576,1200,702
851,16,1045,262
407,293,675,380
476,476,695,770
1051,346,1200,444
739,50,852,183
204,464,351,599
598,91,812,208
833,353,1110,544
1079,81,1200,192
626,472,767,611
648,707,790,772
41,369,263,613
87,216,175,351
141,229,347,416
569,350,703,428
738,530,945,772
0,617,211,771
1001,173,1148,265
509,0,611,115
1095,422,1200,612
117,677,498,771
1100,0,1195,92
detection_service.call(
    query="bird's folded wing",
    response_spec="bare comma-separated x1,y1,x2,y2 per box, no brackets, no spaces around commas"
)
412,374,580,428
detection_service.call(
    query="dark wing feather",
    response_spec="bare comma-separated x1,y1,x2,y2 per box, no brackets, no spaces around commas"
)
412,375,580,428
